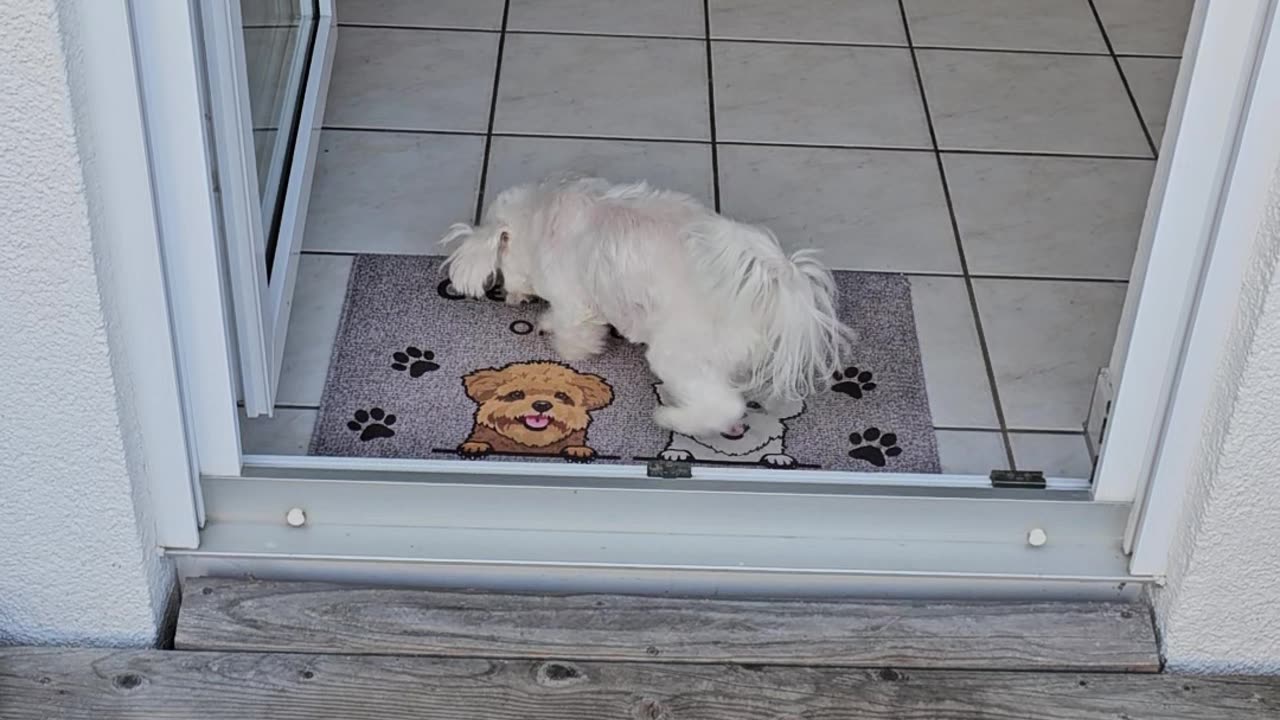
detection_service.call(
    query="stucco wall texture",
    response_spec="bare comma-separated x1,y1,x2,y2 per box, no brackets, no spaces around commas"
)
0,0,172,645
1154,150,1280,674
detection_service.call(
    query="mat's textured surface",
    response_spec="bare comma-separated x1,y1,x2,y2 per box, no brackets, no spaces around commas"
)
311,255,939,472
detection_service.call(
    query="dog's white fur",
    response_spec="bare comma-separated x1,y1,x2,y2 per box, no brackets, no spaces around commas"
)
442,177,851,437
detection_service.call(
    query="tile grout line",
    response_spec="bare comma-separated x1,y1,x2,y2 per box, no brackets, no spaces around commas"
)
319,125,1157,161
936,426,1091,437
702,0,722,211
333,22,1184,59
472,0,513,224
1085,0,1161,158
320,125,1159,161
896,0,1017,472
913,271,1129,284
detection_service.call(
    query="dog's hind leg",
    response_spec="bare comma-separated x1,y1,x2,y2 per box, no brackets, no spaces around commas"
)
537,304,609,362
647,346,744,437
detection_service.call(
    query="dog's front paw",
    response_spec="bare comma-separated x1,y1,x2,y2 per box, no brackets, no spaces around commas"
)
660,449,693,462
762,453,796,468
458,441,492,458
504,291,531,306
561,445,596,463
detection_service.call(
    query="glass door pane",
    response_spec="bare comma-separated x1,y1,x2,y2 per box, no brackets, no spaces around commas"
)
240,0,318,276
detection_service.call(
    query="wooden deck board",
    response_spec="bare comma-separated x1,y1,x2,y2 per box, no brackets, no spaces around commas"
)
175,578,1160,671
3,648,1276,720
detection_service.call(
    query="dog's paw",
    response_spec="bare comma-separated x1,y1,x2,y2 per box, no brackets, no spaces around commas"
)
660,449,693,462
458,441,492,458
762,453,796,468
561,445,596,463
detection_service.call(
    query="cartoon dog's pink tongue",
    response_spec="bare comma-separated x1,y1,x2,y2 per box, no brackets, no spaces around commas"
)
722,423,748,438
523,414,551,430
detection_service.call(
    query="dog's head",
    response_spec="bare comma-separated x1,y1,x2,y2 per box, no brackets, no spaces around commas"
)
440,184,537,299
463,362,613,448
655,383,803,456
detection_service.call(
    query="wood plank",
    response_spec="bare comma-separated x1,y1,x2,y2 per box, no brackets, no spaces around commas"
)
3,648,1277,720
175,578,1160,671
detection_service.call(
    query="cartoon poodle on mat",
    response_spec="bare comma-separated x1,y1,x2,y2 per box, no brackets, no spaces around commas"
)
457,361,613,462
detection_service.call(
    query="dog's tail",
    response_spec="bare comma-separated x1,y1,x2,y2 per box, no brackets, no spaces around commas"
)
690,221,852,400
440,222,501,298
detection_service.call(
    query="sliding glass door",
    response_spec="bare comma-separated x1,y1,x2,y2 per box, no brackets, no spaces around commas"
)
241,0,317,274
200,0,336,416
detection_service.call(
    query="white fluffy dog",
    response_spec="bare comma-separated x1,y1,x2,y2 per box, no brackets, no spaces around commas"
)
442,177,850,437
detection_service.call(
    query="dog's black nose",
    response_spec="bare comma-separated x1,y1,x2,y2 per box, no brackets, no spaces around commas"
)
532,400,553,412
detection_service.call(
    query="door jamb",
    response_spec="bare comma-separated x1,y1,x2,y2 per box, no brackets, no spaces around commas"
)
1093,0,1272,504
130,0,244,478
62,0,206,548
1125,0,1280,576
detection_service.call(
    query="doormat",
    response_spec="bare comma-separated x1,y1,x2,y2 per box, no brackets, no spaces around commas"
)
310,255,940,473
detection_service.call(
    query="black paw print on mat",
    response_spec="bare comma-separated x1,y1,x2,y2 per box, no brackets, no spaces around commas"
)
832,367,876,399
391,346,439,377
848,427,901,467
347,408,396,441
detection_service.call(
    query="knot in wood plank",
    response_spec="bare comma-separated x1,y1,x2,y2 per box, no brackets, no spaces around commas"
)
112,673,144,691
534,661,588,687
630,696,669,720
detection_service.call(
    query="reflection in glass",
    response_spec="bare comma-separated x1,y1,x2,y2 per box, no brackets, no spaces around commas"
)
240,0,318,276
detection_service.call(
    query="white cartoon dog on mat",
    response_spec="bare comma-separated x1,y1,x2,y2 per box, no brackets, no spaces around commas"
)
655,383,804,467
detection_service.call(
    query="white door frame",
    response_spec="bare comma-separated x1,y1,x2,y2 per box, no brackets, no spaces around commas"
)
61,0,206,548
1092,0,1275,504
130,0,245,481
1125,0,1280,575
120,0,1276,577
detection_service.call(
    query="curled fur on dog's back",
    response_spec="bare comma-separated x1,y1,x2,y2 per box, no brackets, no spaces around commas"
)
684,220,851,400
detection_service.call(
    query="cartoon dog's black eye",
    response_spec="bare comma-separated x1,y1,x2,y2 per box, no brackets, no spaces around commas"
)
746,401,762,410
554,391,574,405
501,390,525,401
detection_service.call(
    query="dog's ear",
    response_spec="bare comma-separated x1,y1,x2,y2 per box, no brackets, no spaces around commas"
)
441,223,506,298
573,373,614,411
463,368,507,403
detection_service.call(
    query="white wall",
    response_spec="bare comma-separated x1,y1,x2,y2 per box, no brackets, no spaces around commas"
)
1154,148,1280,673
0,0,174,646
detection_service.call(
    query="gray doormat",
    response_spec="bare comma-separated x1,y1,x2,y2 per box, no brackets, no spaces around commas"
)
310,255,940,473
